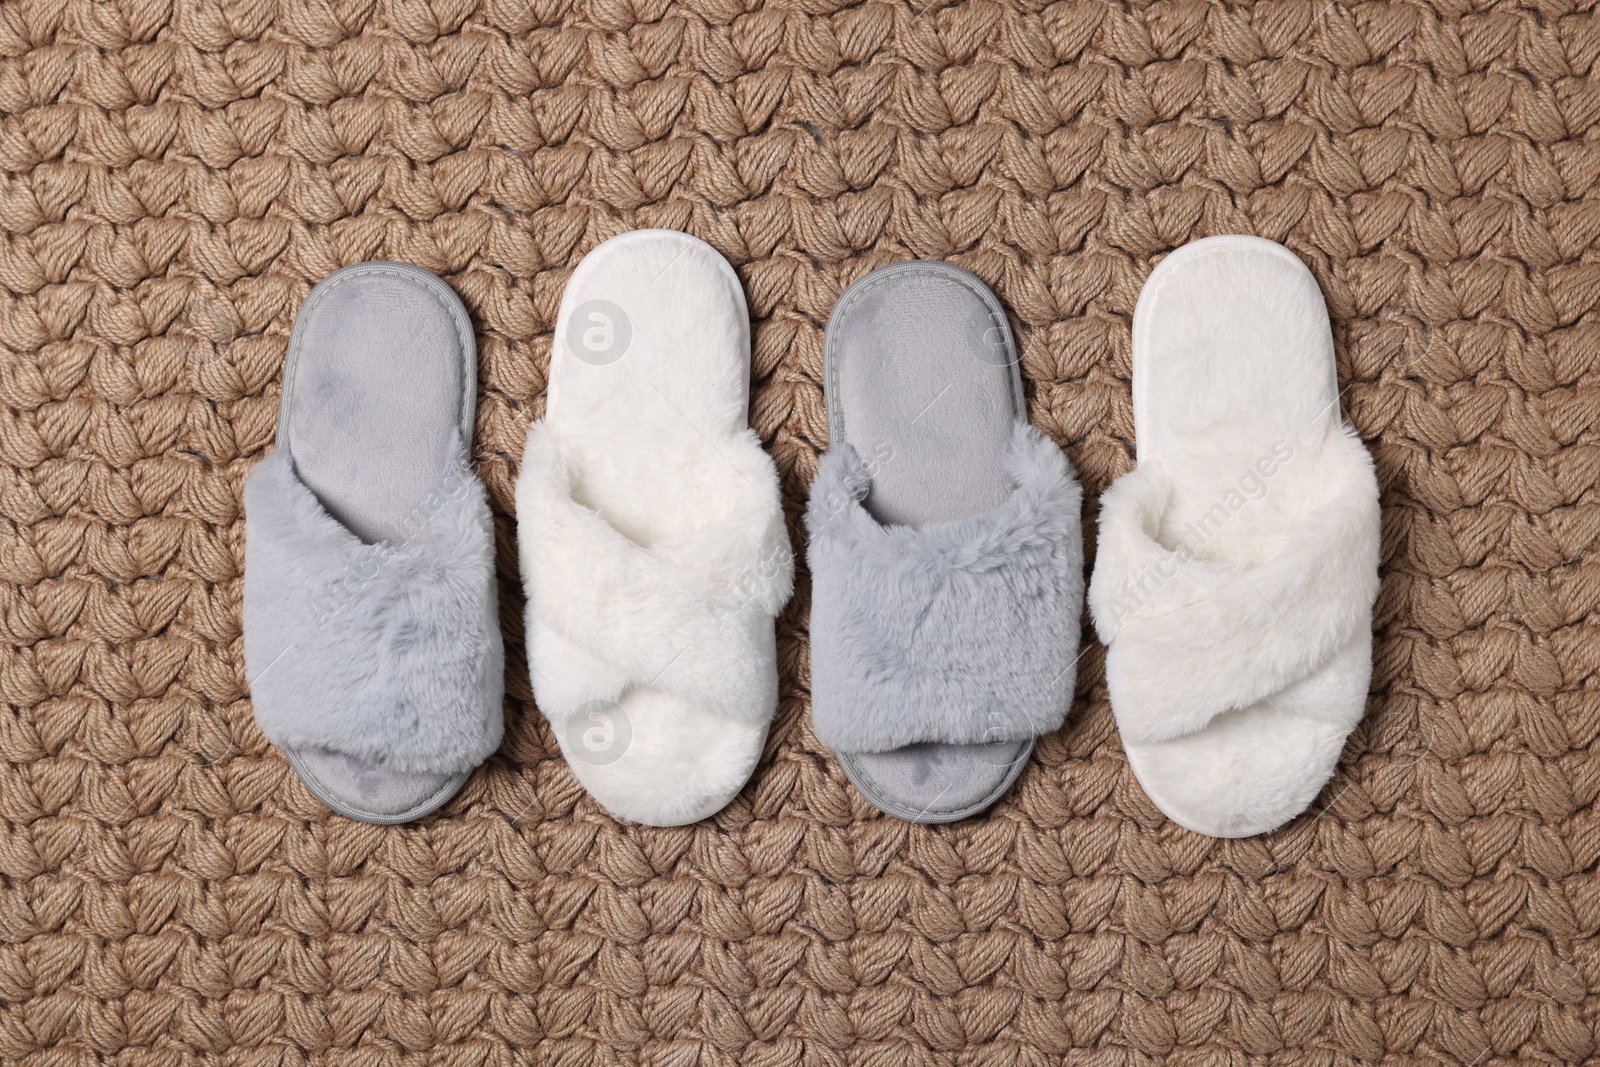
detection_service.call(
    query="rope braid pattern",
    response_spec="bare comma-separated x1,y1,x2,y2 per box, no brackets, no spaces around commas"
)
1,0,1598,1062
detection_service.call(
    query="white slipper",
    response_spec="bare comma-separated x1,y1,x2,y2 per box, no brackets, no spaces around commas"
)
1088,236,1381,838
244,262,505,824
515,230,794,826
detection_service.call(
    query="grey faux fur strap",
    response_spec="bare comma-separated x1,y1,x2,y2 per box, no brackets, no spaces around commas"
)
242,439,505,774
1088,425,1381,745
805,423,1083,752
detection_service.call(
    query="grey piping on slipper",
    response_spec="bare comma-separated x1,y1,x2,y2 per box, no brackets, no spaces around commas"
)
814,260,1079,824
285,748,470,826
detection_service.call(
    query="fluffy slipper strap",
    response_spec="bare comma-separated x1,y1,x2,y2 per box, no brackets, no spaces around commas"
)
1088,425,1381,745
243,437,505,775
805,422,1083,752
517,420,794,725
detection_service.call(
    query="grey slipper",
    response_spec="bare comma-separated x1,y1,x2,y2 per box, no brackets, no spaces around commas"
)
243,262,505,824
805,262,1084,823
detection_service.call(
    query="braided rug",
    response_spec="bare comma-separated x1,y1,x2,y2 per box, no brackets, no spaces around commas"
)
3,0,1599,1062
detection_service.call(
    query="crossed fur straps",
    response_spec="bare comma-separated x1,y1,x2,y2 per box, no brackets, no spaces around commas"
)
243,438,506,775
516,420,795,728
805,422,1084,752
1088,424,1381,745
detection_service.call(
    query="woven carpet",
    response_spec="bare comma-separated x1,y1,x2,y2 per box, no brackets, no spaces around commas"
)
3,0,1599,1062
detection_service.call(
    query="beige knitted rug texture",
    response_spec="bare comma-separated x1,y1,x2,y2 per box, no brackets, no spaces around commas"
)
3,0,1600,1062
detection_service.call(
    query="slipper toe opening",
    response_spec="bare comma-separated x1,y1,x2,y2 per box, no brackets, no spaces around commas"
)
557,688,769,827
1123,702,1350,839
287,747,470,824
840,738,1032,824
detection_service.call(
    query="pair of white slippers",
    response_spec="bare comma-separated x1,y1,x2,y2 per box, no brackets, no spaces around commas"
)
804,237,1381,837
242,232,1378,837
243,233,793,826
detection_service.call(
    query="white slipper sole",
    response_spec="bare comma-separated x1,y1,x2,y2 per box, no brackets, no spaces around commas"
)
515,230,793,826
1090,236,1381,838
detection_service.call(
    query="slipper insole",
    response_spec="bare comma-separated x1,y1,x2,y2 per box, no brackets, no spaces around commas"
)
278,264,476,820
289,272,464,541
1135,240,1338,562
829,264,1034,821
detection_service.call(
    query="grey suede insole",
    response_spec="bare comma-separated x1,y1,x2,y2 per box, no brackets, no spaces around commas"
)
275,262,478,823
285,269,468,543
825,262,1034,822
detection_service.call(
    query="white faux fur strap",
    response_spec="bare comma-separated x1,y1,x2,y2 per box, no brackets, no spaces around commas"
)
805,423,1084,752
242,440,505,775
1088,425,1381,745
516,420,794,726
